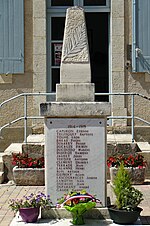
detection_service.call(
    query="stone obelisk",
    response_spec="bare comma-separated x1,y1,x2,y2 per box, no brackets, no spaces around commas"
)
56,6,94,102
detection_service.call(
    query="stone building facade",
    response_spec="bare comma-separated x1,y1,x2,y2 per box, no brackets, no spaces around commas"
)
0,0,150,151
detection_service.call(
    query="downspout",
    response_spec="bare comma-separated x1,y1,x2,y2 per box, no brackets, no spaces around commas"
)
132,0,136,72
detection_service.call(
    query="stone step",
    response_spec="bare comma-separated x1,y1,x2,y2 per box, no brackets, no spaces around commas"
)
0,153,4,183
27,134,45,143
0,171,4,183
0,154,4,172
107,134,133,143
137,142,150,152
27,134,134,144
2,143,22,182
1,134,150,183
4,143,22,154
22,134,45,158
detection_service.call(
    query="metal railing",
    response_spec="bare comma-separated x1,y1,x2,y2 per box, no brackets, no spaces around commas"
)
0,92,150,143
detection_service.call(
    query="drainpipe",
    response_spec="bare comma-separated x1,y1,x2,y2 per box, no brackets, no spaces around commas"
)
132,0,136,72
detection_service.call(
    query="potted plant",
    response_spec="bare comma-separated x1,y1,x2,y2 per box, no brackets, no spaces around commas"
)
9,192,52,223
12,153,45,185
57,190,102,225
107,153,146,184
108,163,143,224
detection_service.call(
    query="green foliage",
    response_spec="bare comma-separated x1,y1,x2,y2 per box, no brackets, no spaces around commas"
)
113,163,143,211
64,202,96,215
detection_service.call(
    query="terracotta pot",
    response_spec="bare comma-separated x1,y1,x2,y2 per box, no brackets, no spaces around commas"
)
108,205,143,224
110,167,145,185
19,207,40,223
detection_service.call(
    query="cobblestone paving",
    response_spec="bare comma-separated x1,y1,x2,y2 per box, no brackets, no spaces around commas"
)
0,182,149,226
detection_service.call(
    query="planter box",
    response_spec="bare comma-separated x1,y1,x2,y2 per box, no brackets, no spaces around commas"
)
110,167,145,185
13,166,45,185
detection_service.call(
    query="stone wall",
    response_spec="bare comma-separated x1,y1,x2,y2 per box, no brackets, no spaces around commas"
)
111,0,127,126
32,0,47,124
0,0,33,127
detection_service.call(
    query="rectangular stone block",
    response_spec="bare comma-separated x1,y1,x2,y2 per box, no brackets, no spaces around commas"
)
40,102,111,117
60,63,91,83
33,18,46,37
56,83,95,102
112,18,124,36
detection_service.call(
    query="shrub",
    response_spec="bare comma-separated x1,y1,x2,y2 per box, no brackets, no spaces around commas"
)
113,163,143,211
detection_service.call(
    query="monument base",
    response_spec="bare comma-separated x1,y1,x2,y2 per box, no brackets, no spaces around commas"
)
40,101,111,206
41,207,110,220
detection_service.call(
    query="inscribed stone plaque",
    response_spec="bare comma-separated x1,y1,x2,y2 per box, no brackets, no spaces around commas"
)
45,118,106,206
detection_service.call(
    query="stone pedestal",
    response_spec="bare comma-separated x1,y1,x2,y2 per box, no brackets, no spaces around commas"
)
40,102,111,206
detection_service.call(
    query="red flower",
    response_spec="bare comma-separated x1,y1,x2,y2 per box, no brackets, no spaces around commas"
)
107,154,146,168
11,153,45,168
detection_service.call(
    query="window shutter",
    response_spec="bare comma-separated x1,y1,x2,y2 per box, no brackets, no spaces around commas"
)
0,0,24,74
132,0,150,73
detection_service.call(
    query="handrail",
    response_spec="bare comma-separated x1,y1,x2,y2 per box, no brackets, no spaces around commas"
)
0,92,150,143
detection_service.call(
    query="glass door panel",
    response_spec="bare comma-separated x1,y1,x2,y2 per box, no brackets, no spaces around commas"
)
47,1,110,100
84,0,106,6
51,0,73,6
51,17,65,40
85,12,108,101
51,17,65,92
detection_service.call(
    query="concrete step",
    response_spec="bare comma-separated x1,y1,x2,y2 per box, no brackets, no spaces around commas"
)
0,154,4,172
137,142,150,152
0,153,4,183
4,143,22,154
1,134,150,183
107,134,133,143
22,134,45,158
2,143,22,182
27,134,134,144
137,142,150,179
27,134,45,143
0,172,4,183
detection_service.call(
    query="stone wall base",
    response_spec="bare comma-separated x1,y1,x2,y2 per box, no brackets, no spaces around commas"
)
41,207,109,219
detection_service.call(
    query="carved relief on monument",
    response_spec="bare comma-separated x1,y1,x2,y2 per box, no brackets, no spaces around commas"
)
61,7,90,63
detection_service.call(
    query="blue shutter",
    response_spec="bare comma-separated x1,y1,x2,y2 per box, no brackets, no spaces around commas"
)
132,0,150,73
0,0,24,74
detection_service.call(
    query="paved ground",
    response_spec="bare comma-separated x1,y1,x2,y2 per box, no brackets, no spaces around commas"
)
0,181,150,226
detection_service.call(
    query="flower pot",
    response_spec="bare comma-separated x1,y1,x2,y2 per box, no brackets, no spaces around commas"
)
19,207,40,223
108,205,143,224
13,166,45,185
110,167,145,185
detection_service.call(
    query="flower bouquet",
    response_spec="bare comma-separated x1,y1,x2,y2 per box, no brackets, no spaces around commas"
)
57,190,101,225
9,192,52,223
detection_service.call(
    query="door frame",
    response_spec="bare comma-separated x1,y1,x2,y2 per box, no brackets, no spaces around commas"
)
46,1,111,100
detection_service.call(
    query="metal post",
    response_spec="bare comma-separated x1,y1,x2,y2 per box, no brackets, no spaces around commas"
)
131,94,135,143
24,94,27,143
